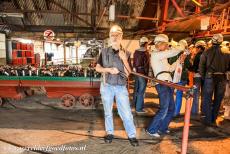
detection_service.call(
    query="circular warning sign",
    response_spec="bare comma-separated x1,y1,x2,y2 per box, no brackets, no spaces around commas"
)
44,30,55,41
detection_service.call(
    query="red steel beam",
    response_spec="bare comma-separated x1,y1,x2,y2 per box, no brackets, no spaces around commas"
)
163,0,170,24
195,0,202,13
117,15,158,21
171,0,185,17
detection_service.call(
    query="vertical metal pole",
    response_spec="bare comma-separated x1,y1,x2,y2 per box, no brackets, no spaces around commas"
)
76,46,78,64
181,97,193,154
64,42,66,64
195,0,201,13
43,41,47,66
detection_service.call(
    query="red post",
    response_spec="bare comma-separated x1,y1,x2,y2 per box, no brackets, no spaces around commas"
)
162,0,169,27
130,72,194,154
163,0,169,21
181,97,193,154
195,0,202,13
171,0,185,17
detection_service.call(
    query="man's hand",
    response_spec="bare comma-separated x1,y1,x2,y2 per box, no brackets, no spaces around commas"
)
108,67,119,74
179,54,186,64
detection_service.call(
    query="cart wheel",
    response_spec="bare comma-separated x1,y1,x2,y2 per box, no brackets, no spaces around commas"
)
60,94,76,109
79,93,94,107
25,89,35,96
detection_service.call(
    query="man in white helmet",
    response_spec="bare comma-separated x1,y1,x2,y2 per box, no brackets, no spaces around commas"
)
133,37,150,114
95,25,138,146
146,34,186,137
199,33,230,126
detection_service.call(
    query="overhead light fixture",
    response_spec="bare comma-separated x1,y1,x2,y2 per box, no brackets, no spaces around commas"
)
109,4,115,21
0,13,24,18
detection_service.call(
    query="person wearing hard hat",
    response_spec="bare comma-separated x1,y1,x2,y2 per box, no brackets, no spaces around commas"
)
199,33,230,126
133,37,150,114
146,34,186,138
167,39,192,117
95,25,139,146
189,40,207,116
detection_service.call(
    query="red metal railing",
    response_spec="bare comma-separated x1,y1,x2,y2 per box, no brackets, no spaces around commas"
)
131,72,194,154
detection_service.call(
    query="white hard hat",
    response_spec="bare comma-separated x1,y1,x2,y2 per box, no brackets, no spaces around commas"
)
110,25,123,34
212,33,223,44
140,37,149,43
189,44,194,49
154,34,169,44
179,39,188,48
195,40,206,47
168,39,178,47
220,41,229,47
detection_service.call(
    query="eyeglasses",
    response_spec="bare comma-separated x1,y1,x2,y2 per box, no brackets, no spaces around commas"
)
110,33,122,38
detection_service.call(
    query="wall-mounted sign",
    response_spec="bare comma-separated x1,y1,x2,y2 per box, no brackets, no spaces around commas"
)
44,29,55,41
201,17,210,30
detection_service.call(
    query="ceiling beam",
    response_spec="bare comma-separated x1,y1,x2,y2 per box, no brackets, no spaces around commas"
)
92,0,97,32
96,0,112,28
45,0,50,10
170,0,185,17
1,9,100,16
117,15,158,21
11,0,20,9
1,24,136,33
48,0,91,26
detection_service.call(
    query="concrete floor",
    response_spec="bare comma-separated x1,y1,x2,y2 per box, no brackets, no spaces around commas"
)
0,86,230,154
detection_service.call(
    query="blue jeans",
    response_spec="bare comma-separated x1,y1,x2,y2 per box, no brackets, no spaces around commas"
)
174,81,187,116
203,78,226,124
100,83,136,138
133,76,147,112
147,84,175,134
192,77,202,115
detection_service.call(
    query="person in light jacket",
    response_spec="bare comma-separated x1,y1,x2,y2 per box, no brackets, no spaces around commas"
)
146,34,186,137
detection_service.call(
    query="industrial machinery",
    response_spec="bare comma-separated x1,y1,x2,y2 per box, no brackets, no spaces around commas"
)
0,64,101,109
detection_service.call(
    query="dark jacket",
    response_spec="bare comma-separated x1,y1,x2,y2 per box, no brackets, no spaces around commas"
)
97,47,130,85
199,45,230,79
190,51,203,73
133,47,150,75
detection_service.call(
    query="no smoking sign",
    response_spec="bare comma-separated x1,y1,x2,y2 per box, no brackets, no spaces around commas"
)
44,30,55,41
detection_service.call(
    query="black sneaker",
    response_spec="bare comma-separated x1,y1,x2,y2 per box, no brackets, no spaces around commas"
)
104,134,114,143
128,137,139,147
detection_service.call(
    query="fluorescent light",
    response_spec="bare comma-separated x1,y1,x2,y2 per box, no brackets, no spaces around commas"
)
0,13,24,18
19,39,33,44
